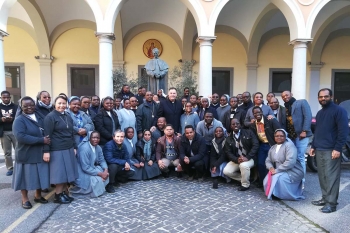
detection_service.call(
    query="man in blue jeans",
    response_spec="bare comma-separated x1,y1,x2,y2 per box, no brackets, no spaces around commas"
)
281,91,312,186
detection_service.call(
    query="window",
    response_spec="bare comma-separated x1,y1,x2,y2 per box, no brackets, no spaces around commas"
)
333,71,350,104
270,69,292,94
68,65,98,97
5,64,24,103
212,68,233,96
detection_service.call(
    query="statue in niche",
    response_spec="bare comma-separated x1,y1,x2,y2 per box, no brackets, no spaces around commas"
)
145,48,169,93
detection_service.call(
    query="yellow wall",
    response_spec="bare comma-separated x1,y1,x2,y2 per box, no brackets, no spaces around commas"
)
51,28,99,97
320,36,350,89
258,35,293,96
3,25,40,98
124,30,182,90
193,32,247,95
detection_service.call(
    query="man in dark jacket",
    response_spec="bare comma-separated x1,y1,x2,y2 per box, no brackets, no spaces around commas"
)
238,91,253,112
180,125,207,181
0,91,18,176
103,130,135,193
135,87,146,105
89,95,100,114
268,97,286,130
309,88,349,213
223,96,246,133
156,87,183,134
136,91,159,138
223,118,259,191
116,84,134,101
249,106,280,186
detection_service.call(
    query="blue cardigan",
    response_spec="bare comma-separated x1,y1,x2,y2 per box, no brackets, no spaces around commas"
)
103,140,131,165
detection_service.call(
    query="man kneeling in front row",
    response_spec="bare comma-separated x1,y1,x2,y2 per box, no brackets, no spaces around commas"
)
223,119,259,191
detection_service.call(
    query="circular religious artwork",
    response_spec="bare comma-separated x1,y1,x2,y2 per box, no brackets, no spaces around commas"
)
143,39,163,59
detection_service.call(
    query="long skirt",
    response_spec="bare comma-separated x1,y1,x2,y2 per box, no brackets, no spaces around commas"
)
210,162,231,182
263,172,305,201
69,167,109,198
50,148,78,184
12,161,50,191
142,162,161,180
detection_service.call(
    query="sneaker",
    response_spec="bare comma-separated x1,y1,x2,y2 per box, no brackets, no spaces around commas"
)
106,184,115,193
6,169,13,176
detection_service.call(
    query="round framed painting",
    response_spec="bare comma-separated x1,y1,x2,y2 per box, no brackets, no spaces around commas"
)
143,39,163,59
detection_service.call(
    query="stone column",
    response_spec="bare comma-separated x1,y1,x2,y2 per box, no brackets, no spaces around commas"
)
96,32,115,98
0,30,9,92
196,36,216,97
309,64,323,115
246,63,259,93
289,39,312,99
37,58,52,94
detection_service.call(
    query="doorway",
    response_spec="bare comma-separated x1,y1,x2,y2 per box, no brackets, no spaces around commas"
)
68,65,99,97
333,71,350,104
212,68,233,96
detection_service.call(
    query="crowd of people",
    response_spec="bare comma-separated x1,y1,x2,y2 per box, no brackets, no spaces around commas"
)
0,85,348,214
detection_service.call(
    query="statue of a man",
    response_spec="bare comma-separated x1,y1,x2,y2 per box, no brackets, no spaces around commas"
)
145,48,169,93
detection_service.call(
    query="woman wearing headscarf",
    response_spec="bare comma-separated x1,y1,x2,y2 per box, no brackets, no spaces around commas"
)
264,129,305,200
210,126,229,189
35,91,53,116
12,96,51,209
197,97,218,121
94,96,120,147
67,96,95,146
135,130,161,180
69,131,109,198
123,127,142,180
43,96,78,204
157,89,166,101
116,99,137,144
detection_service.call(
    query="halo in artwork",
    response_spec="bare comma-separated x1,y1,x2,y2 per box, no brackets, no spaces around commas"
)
143,39,163,59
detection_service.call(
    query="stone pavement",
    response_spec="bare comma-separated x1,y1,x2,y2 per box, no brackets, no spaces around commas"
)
35,177,325,233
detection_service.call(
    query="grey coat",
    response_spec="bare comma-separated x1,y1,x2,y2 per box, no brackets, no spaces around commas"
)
75,133,108,190
196,119,226,145
265,141,303,183
67,109,95,146
289,99,312,136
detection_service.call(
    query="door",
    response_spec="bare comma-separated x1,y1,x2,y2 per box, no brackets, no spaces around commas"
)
212,70,230,96
334,72,350,104
71,68,96,97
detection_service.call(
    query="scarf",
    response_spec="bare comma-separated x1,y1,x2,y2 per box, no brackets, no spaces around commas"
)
38,100,52,109
212,137,225,154
143,138,152,161
284,97,296,115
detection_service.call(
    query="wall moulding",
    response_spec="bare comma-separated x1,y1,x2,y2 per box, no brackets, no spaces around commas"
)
298,0,315,6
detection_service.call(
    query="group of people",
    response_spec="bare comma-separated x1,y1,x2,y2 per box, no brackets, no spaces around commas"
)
0,84,348,214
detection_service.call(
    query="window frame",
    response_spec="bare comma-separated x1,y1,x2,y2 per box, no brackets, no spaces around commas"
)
67,64,99,97
269,68,292,94
4,62,25,101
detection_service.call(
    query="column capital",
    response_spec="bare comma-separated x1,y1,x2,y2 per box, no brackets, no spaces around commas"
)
289,38,312,47
0,29,9,41
113,60,125,68
308,63,324,71
196,36,216,45
36,58,52,65
95,32,115,42
246,63,259,70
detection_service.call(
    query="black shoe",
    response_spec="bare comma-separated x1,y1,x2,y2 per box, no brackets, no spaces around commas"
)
54,193,70,204
311,199,326,206
34,196,48,204
238,186,249,191
162,172,169,178
113,182,121,187
319,205,336,213
41,189,49,193
177,172,183,178
106,184,115,193
212,179,218,189
22,201,32,209
62,192,74,202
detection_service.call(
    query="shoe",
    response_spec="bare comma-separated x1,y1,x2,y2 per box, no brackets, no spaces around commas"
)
188,176,194,181
212,179,218,189
311,199,326,206
105,184,115,193
177,172,183,178
113,182,121,187
54,193,70,204
162,172,169,178
238,186,249,191
6,169,13,176
22,201,32,209
62,192,74,202
41,189,49,193
34,196,48,204
319,205,336,213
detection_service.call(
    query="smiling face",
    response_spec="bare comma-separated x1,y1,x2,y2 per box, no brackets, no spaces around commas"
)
242,92,251,104
220,96,227,106
274,131,286,144
184,88,190,96
145,92,153,102
211,93,219,104
157,118,166,129
143,130,151,141
185,127,195,140
81,97,91,109
253,108,263,121
130,97,138,107
40,92,51,105
90,132,100,146
123,99,131,109
253,93,263,106
168,89,177,101
55,97,67,113
113,131,125,145
201,99,209,108
22,99,35,115
69,99,81,113
215,127,224,138
190,95,197,105
103,99,113,111
318,90,332,107
204,112,213,124
281,91,292,103
115,98,121,108
266,93,275,102
229,97,238,109
268,97,279,110
236,94,243,104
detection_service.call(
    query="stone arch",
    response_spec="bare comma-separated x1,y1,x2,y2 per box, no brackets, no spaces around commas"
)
310,5,350,64
259,27,289,52
123,23,182,57
215,25,248,55
84,0,104,32
182,9,196,61
7,17,36,42
305,0,331,38
49,20,96,51
0,0,17,31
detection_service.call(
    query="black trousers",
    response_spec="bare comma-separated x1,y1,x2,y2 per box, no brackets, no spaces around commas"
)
180,159,205,178
315,150,341,207
108,164,135,183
